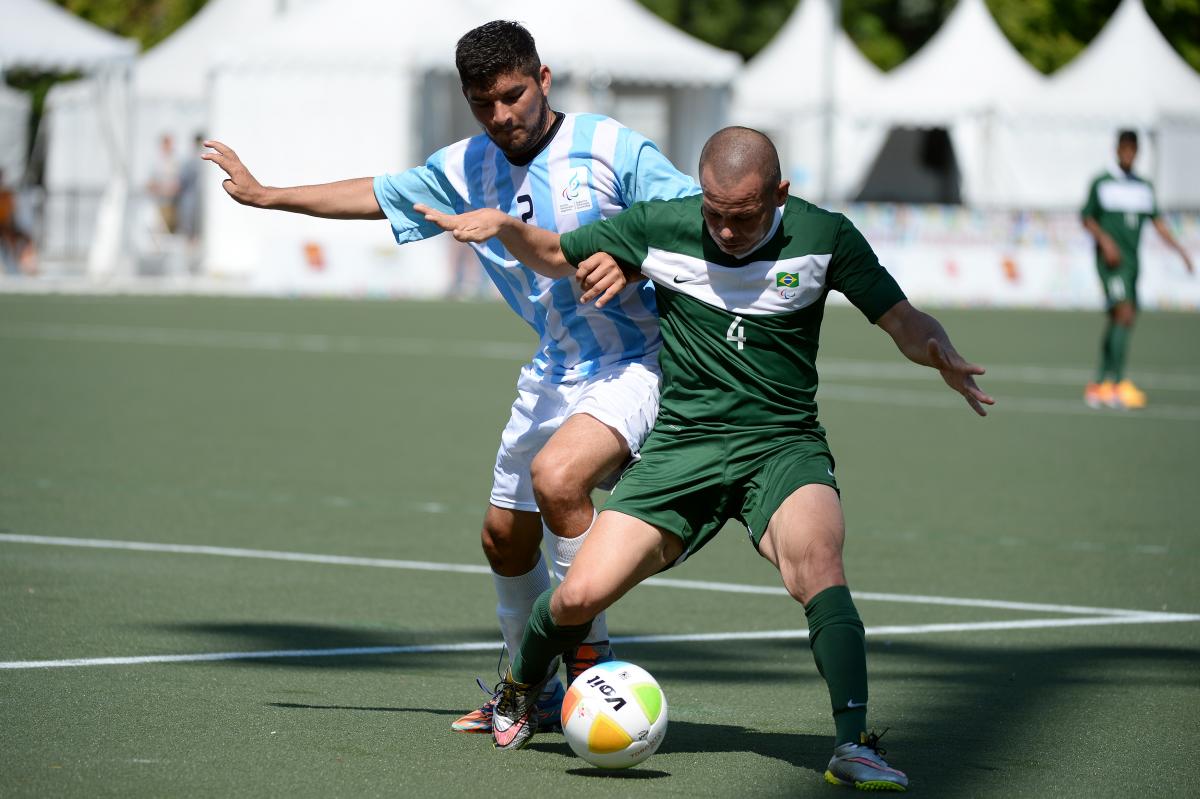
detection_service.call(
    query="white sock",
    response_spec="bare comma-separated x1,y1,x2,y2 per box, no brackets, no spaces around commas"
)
543,510,610,645
492,552,551,660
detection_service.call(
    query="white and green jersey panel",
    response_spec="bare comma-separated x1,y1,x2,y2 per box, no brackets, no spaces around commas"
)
1082,165,1159,271
560,194,905,432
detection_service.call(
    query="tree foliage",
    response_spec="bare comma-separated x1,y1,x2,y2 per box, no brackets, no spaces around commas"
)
33,0,1200,74
638,0,1200,74
51,0,209,52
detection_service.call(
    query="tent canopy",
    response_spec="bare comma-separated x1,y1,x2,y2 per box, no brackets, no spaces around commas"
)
993,0,1200,209
234,0,740,86
734,0,881,113
487,0,740,86
136,0,311,102
852,0,1044,124
230,0,470,70
0,0,136,72
1028,0,1200,122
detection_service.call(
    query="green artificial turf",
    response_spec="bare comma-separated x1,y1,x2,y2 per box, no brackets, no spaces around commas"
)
2,295,1197,797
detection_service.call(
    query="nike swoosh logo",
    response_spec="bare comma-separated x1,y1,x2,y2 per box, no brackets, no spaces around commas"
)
846,699,867,709
672,275,695,284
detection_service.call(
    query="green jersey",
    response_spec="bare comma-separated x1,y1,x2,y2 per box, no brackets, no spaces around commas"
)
560,194,904,433
1082,166,1159,271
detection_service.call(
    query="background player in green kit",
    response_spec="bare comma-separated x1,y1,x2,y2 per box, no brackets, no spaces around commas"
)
417,127,993,792
1082,130,1193,410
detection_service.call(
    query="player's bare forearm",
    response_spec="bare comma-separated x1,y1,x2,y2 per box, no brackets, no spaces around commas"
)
262,178,385,220
1083,217,1120,267
878,301,950,367
494,218,573,278
877,300,994,416
413,204,573,279
201,140,384,219
1153,217,1194,273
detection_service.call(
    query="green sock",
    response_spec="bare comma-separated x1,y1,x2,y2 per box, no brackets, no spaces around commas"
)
1097,321,1115,383
511,588,591,684
805,585,869,746
1109,322,1132,383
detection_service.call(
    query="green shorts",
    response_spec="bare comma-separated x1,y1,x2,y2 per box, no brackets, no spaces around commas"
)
603,425,838,565
1098,265,1138,309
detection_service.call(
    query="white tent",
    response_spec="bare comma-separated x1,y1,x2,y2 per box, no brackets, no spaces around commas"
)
0,0,136,72
1,0,137,275
847,0,1047,206
0,82,30,181
732,0,883,200
203,0,738,294
42,0,312,278
45,0,309,192
996,0,1200,209
1,0,137,187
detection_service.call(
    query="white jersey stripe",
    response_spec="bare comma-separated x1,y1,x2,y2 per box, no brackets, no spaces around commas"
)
373,113,698,380
643,249,834,316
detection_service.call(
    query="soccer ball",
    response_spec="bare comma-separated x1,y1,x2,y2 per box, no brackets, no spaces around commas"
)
561,661,668,769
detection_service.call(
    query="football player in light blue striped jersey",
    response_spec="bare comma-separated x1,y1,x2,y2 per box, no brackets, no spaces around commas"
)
202,20,699,733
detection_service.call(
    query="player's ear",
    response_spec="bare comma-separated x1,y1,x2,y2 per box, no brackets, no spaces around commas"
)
539,65,552,95
776,180,790,207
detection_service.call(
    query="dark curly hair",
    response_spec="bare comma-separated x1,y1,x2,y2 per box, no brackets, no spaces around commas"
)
455,21,542,92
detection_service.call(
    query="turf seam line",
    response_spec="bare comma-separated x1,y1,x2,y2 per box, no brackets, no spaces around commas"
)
3,614,1197,671
0,533,1186,619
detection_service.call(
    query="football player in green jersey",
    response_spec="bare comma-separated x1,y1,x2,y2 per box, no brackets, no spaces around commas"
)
418,127,992,792
1082,130,1194,410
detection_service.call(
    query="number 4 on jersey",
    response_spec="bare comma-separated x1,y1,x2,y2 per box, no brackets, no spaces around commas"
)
725,315,746,350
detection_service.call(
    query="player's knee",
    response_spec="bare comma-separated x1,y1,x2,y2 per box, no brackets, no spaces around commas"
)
480,523,536,575
780,544,845,604
552,577,605,626
530,451,583,511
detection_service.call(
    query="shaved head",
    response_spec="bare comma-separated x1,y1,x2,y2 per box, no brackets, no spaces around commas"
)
699,126,781,191
697,127,788,258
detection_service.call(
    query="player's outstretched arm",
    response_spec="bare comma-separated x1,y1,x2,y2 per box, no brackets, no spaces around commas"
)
1151,217,1194,274
201,141,385,220
414,204,574,279
876,300,995,417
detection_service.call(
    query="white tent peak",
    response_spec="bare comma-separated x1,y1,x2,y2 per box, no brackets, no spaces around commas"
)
457,0,741,85
858,0,1043,121
1046,0,1200,119
0,0,136,72
735,0,881,109
137,0,310,101
226,0,475,70
232,0,740,84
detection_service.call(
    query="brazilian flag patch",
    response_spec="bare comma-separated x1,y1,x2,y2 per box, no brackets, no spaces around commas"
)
776,272,800,288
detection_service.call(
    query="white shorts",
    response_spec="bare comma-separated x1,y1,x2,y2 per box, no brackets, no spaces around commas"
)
490,361,661,512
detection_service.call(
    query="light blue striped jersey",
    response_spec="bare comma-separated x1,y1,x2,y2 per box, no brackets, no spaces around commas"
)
373,113,698,382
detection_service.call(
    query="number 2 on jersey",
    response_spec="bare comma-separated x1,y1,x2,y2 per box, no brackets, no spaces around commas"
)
725,316,746,350
517,194,534,223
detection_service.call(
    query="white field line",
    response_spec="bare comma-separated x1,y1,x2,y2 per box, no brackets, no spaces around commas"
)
0,323,531,361
0,533,493,576
0,533,1181,619
642,576,1157,618
3,321,1198,393
3,613,1198,671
